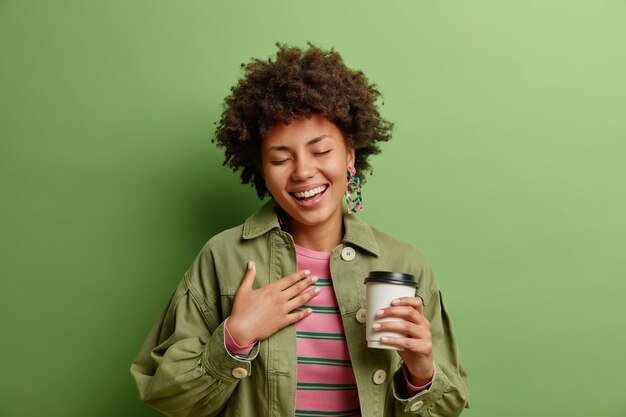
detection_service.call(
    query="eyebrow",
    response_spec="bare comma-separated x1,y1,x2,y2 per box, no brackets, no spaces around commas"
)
268,135,331,151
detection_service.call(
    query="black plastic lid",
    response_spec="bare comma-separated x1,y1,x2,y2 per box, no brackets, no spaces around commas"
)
363,271,417,287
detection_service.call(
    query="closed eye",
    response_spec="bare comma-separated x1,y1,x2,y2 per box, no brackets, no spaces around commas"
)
314,150,331,156
270,159,290,165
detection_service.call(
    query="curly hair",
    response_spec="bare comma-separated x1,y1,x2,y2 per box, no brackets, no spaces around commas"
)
214,42,393,199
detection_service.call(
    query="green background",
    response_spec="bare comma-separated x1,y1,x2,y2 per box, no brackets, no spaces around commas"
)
1,0,625,416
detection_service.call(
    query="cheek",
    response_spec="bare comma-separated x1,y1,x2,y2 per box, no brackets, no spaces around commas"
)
262,163,282,185
327,165,348,191
263,178,280,198
332,161,348,182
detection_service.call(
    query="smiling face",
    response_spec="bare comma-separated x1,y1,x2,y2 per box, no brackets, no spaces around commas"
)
261,114,355,238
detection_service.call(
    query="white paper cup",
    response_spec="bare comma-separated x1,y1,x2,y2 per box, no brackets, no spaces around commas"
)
364,271,417,350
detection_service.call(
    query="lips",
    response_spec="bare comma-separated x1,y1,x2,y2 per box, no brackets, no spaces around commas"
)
291,185,328,199
289,185,329,206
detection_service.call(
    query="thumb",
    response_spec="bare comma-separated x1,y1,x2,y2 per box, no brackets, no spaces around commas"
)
239,260,256,291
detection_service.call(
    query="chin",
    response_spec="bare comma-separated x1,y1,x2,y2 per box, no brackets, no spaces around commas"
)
288,204,342,227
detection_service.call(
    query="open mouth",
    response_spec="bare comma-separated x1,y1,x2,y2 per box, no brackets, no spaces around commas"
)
289,185,328,203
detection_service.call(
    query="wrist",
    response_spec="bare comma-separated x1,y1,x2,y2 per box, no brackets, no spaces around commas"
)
407,363,435,387
226,317,256,346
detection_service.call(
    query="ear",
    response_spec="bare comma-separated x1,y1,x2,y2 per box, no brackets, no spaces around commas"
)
346,147,356,168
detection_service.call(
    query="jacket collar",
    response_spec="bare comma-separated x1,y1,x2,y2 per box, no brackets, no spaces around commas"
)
242,200,380,257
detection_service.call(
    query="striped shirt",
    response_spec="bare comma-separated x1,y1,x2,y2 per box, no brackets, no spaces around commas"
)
293,244,360,417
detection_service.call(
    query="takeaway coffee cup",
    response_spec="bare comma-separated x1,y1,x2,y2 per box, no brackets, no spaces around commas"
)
364,271,417,350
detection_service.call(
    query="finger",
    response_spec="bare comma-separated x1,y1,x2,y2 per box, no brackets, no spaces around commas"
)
373,320,430,339
380,336,433,355
284,306,314,325
283,275,318,299
238,260,257,292
275,269,311,291
376,306,425,324
286,286,321,310
390,296,424,314
377,306,429,327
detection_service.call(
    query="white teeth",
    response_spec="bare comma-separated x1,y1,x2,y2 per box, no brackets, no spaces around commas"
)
294,186,326,199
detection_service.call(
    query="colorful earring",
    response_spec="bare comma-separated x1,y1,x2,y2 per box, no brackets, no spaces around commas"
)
345,165,363,214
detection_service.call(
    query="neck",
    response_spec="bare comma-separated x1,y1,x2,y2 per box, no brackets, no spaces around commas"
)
283,212,344,253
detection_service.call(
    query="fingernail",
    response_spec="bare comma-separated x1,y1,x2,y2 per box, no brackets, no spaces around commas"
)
311,276,319,282
313,287,321,294
376,309,384,317
307,308,313,314
372,323,381,329
381,336,388,342
391,299,400,305
303,270,311,275
247,261,254,270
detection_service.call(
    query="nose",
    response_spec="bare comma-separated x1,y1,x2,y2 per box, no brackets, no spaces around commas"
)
291,155,316,181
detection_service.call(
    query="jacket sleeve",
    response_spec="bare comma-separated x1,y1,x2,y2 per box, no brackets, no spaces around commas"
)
130,245,259,417
392,260,470,416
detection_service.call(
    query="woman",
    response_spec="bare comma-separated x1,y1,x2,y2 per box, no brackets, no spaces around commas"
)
131,43,469,417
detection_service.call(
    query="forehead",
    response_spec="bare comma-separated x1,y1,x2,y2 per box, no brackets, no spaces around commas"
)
263,114,345,149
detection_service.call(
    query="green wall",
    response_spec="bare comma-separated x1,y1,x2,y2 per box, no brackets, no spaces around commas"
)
1,1,625,416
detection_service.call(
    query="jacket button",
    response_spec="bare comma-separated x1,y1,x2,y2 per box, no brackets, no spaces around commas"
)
356,309,367,324
231,367,248,379
410,400,424,412
341,246,356,261
372,369,386,385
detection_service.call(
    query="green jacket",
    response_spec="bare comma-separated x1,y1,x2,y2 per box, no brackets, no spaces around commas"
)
131,201,469,416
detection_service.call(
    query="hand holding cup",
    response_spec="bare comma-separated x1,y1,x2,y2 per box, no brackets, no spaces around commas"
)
364,271,434,385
